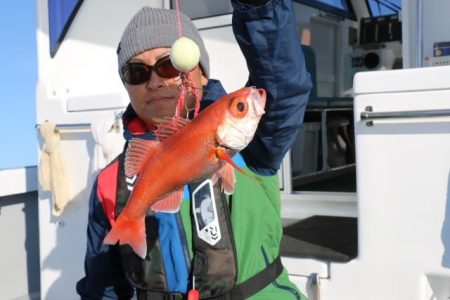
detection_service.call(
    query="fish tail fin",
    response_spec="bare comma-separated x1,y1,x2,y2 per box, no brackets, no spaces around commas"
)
103,215,147,259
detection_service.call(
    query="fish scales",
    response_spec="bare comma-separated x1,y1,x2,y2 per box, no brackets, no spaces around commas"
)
104,87,266,258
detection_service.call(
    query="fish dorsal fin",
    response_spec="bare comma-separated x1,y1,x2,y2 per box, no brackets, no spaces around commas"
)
155,116,190,141
125,138,159,177
151,188,184,213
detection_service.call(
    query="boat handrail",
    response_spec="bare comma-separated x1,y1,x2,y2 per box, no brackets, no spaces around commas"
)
361,106,450,126
35,123,91,132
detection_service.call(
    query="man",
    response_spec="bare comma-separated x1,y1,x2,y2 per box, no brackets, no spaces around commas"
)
77,0,312,299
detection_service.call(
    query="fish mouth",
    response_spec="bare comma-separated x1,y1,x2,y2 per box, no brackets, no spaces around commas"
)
249,87,267,113
218,144,238,156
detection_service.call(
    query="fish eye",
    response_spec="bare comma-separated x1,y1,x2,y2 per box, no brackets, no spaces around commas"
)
236,101,245,112
229,97,248,118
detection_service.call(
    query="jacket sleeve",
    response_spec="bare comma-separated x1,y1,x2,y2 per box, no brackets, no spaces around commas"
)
232,0,313,176
76,179,134,299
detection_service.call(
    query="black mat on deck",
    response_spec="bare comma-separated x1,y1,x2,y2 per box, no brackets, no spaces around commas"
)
281,216,357,262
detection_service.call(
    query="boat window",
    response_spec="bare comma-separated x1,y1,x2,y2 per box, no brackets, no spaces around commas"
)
294,0,356,20
48,0,84,58
170,0,232,20
291,109,356,193
366,0,401,17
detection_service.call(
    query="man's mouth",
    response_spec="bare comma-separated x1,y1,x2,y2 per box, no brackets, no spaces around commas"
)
147,96,174,103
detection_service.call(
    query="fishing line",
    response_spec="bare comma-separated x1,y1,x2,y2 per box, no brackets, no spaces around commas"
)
175,0,183,37
173,0,202,120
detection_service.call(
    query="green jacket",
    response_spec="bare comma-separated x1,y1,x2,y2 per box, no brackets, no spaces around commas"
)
180,167,306,299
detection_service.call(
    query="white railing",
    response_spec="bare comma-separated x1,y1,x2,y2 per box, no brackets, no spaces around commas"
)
0,166,38,197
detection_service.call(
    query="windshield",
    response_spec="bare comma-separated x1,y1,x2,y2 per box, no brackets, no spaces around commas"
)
367,0,401,17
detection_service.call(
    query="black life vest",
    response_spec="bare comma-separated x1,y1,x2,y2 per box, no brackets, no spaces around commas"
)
115,150,238,297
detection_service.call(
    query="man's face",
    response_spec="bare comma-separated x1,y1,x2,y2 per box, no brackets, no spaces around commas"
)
124,47,208,128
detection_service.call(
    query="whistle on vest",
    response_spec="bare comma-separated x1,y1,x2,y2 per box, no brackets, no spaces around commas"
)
188,276,200,300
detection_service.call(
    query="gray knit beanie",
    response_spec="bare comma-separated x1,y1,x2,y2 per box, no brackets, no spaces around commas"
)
117,7,210,78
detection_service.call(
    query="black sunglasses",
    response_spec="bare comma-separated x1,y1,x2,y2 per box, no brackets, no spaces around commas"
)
120,55,180,85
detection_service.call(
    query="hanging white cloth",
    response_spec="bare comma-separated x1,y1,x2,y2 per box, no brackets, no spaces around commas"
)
90,119,124,174
38,122,70,216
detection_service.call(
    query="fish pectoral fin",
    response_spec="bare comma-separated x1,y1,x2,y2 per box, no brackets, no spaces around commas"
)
214,148,246,174
103,215,147,259
215,164,236,195
125,138,159,177
151,188,184,213
214,148,261,184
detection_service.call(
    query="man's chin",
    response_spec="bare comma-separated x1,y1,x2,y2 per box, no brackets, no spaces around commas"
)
150,113,177,125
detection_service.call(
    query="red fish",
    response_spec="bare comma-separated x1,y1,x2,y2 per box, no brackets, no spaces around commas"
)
104,87,266,258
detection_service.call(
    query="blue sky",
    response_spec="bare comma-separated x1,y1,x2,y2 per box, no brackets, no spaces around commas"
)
0,1,37,169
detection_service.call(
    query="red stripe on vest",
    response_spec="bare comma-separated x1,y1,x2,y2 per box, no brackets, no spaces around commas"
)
127,117,157,134
97,160,119,226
